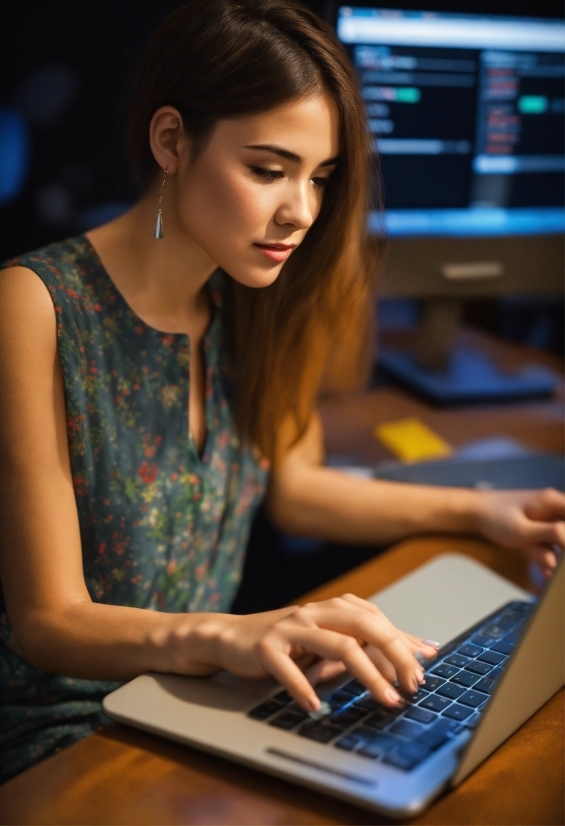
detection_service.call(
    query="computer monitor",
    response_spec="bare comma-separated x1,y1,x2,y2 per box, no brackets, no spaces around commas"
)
335,5,565,402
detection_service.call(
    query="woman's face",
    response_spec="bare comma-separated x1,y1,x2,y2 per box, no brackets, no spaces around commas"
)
173,92,340,288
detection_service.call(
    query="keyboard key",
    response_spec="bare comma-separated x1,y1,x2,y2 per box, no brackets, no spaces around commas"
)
491,638,516,656
423,675,446,692
350,725,380,741
334,735,359,751
334,729,367,750
465,660,493,676
444,654,470,668
330,706,367,728
458,690,490,708
513,601,535,613
470,634,494,648
248,700,284,720
477,650,506,666
436,682,466,700
273,690,293,705
365,710,396,730
342,679,366,696
442,703,473,721
298,722,343,743
357,734,401,759
463,712,482,729
481,623,508,640
452,671,480,688
354,695,381,713
327,690,353,710
492,617,516,630
458,643,483,658
269,711,306,730
501,606,531,623
434,718,464,735
383,742,431,771
406,687,430,703
405,706,437,724
419,694,452,713
473,675,498,694
416,726,448,749
432,663,459,679
390,719,423,738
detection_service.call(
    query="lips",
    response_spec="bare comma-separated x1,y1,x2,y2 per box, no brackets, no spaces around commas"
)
254,242,296,263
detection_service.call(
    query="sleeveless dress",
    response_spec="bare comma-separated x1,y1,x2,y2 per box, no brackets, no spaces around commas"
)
0,235,269,782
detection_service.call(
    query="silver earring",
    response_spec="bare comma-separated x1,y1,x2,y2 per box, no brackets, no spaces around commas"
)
154,168,167,239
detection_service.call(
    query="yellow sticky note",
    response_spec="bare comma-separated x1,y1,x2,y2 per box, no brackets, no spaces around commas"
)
374,418,452,463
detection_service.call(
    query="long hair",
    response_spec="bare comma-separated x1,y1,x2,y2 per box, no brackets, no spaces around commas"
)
127,0,382,463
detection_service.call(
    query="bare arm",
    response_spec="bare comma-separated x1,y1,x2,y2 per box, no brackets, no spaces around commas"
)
266,413,565,574
0,268,433,710
0,267,197,681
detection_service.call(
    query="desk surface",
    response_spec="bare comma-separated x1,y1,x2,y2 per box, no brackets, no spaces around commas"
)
0,330,563,826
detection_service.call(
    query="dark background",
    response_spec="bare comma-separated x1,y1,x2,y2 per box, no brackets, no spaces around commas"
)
1,0,563,262
1,1,563,610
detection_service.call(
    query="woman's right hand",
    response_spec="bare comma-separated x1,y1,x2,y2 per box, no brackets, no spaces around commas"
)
185,594,439,713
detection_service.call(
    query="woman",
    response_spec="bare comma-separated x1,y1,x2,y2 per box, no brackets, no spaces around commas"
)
0,0,563,782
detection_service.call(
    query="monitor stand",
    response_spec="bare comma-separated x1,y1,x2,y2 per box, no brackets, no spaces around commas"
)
378,298,560,404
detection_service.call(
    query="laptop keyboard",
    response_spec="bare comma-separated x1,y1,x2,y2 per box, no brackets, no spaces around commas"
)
247,600,534,772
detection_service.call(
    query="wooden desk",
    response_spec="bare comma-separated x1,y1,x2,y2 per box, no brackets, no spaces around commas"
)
1,330,563,826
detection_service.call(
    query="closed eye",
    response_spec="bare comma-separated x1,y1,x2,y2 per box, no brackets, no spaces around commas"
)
250,166,284,182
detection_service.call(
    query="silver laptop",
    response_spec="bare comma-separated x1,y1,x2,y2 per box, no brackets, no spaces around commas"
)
103,553,564,818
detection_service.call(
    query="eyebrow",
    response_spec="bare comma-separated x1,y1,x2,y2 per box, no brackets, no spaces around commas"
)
243,144,340,167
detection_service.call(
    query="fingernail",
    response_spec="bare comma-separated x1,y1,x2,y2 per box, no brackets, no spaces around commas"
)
308,700,331,720
416,666,425,681
308,697,321,713
385,688,402,705
421,639,441,649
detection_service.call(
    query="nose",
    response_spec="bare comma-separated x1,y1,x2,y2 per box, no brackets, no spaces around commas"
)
274,180,315,232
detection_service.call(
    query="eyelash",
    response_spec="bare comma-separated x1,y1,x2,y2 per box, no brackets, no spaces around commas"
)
249,166,330,188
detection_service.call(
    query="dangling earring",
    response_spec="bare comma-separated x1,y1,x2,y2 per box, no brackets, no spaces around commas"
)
154,168,167,239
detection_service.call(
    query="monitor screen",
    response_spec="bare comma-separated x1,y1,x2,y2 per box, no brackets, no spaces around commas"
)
337,7,565,237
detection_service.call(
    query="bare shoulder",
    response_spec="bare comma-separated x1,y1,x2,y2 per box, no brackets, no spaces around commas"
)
0,264,56,313
0,265,57,355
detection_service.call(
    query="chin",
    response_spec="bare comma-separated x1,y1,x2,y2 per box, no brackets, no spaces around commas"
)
223,262,283,290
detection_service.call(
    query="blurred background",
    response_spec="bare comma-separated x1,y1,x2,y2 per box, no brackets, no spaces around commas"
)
1,0,563,354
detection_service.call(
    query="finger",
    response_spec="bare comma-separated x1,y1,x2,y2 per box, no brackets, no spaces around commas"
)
519,519,565,549
525,488,565,521
305,658,347,687
309,600,423,693
401,631,441,655
254,639,323,713
288,626,404,706
528,546,559,571
364,645,397,684
338,595,439,659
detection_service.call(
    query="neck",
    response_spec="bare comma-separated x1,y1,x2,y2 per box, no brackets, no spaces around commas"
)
86,184,218,333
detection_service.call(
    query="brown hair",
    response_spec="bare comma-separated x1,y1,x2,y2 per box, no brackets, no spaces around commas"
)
127,0,381,463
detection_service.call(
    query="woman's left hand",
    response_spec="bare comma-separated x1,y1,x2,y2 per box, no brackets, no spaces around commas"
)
474,487,565,577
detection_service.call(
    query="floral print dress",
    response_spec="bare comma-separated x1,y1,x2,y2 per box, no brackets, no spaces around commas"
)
0,235,269,782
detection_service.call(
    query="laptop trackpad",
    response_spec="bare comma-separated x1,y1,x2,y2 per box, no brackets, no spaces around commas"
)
368,553,532,646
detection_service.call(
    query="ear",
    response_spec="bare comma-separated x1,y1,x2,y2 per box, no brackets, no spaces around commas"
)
148,106,191,176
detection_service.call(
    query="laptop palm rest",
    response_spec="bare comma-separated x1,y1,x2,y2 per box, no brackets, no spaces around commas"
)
368,553,532,646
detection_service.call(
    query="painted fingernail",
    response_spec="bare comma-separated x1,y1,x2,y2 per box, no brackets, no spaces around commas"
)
308,696,321,713
308,700,331,720
385,688,402,705
421,639,441,649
